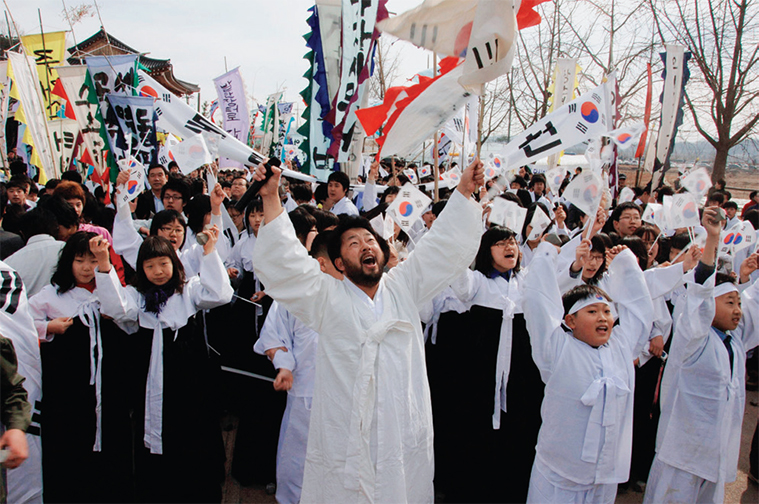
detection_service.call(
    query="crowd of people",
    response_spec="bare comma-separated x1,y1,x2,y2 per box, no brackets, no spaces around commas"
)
0,150,757,504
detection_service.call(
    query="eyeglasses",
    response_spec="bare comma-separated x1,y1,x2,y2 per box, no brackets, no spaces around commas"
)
492,239,517,248
586,255,605,263
159,226,184,235
164,194,183,202
619,215,641,222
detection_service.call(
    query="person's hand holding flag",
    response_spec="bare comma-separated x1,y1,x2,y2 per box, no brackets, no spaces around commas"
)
457,157,485,199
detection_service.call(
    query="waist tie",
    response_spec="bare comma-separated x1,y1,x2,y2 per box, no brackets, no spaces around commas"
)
78,302,103,452
343,319,415,495
579,375,630,463
144,324,179,455
492,299,516,429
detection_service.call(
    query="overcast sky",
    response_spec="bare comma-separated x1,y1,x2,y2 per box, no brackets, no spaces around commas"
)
9,0,430,108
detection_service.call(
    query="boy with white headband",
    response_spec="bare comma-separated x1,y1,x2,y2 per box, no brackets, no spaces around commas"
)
644,206,759,504
522,237,654,503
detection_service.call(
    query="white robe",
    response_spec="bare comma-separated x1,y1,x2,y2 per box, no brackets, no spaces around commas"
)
523,243,653,489
254,301,319,504
0,261,43,503
653,274,759,485
252,190,482,504
330,196,360,216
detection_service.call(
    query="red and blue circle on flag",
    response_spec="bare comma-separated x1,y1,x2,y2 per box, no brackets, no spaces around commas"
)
581,102,600,123
127,180,140,195
139,86,158,99
583,184,599,203
682,201,698,219
617,133,632,144
399,201,414,217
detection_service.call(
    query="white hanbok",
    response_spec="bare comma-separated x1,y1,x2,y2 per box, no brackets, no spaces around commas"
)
0,261,43,504
523,242,654,503
254,300,319,504
330,196,360,216
252,190,482,504
644,274,759,504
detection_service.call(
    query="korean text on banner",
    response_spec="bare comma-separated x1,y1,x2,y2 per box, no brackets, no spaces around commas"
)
213,67,250,170
21,31,67,120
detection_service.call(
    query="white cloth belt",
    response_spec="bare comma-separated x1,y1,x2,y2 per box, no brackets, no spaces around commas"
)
343,318,415,495
492,298,516,429
78,302,103,452
144,323,179,455
579,374,630,463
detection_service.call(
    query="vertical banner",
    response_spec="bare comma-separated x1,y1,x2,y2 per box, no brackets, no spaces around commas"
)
0,61,9,164
7,52,57,178
635,62,653,159
261,91,283,157
316,0,342,103
20,31,67,120
299,3,334,179
213,67,250,170
55,65,107,175
106,95,158,166
651,44,691,188
329,0,385,164
47,118,79,172
546,57,579,170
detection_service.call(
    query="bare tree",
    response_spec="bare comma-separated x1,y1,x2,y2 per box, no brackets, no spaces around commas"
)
367,37,404,103
650,0,759,181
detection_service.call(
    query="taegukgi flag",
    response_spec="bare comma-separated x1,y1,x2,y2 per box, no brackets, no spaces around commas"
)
563,171,604,216
386,183,433,232
680,167,712,198
116,157,147,205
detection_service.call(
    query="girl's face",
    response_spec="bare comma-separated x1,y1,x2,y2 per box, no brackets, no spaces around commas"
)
143,256,174,286
490,237,519,273
249,210,265,237
582,251,605,281
156,219,185,250
72,253,99,285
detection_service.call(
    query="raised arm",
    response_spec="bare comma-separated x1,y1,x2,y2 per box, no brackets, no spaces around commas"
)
387,159,484,308
603,246,654,357
90,236,141,325
523,241,568,380
250,161,339,334
185,226,234,311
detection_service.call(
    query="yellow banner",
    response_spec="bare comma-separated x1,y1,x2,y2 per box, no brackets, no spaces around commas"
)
21,31,67,120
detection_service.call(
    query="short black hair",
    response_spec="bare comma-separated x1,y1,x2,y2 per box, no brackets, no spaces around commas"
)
379,186,400,206
715,272,736,287
668,231,691,253
313,208,339,233
474,226,520,275
244,197,264,235
291,183,313,203
610,202,642,223
289,207,317,246
529,174,546,189
562,284,612,316
431,199,448,217
310,230,333,259
327,215,390,269
511,176,527,189
18,207,59,241
744,209,758,230
722,200,738,210
161,176,191,205
60,171,83,184
149,163,170,177
619,236,648,271
51,231,98,293
327,171,351,192
184,194,211,234
166,162,178,172
38,195,79,229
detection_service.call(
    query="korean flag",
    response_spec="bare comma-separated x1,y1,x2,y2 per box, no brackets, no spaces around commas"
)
563,172,603,216
680,167,712,198
116,157,146,205
386,183,433,233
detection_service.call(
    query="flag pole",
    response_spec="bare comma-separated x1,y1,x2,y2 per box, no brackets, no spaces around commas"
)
432,52,439,202
37,9,55,120
477,83,484,159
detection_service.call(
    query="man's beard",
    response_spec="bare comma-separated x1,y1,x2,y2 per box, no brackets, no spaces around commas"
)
342,256,385,288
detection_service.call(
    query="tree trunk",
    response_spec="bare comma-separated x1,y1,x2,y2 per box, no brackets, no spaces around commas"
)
712,145,729,183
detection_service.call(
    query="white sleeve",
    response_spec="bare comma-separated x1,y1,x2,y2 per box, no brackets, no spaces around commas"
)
225,237,244,271
252,209,342,334
670,270,718,363
112,203,143,270
386,190,482,309
735,277,759,352
604,249,655,357
556,259,584,294
362,181,378,212
254,301,297,372
523,242,568,382
644,262,685,300
95,267,141,324
186,251,234,311
27,288,53,342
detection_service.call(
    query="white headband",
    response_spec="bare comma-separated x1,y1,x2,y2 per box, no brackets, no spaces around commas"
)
714,283,739,298
568,293,612,315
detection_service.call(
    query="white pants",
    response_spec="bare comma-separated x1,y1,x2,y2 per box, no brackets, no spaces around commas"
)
643,457,724,504
526,459,618,504
276,394,312,504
